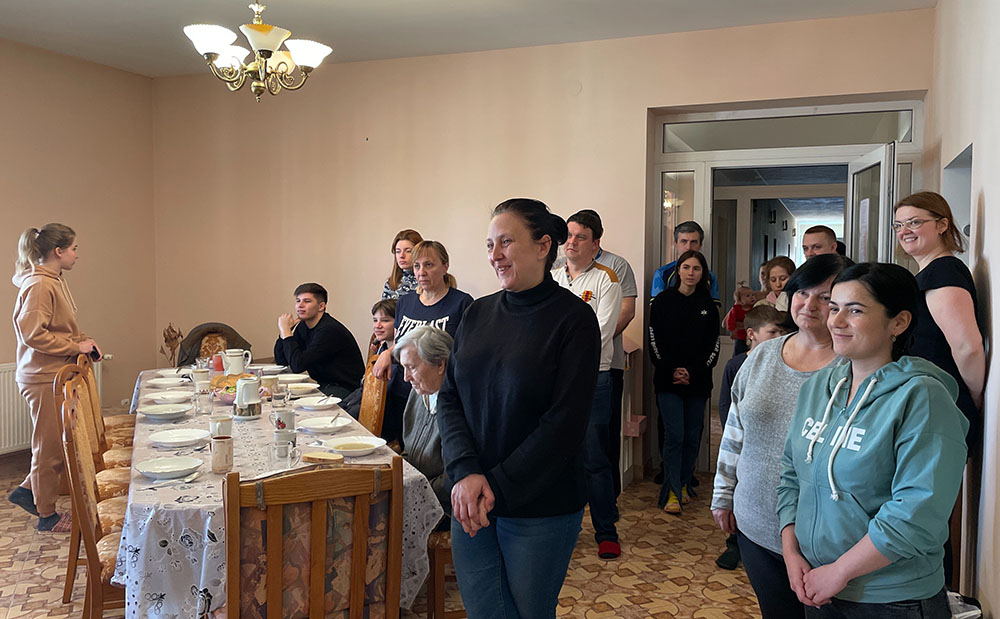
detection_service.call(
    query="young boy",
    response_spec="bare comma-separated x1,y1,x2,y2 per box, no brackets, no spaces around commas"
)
715,305,786,570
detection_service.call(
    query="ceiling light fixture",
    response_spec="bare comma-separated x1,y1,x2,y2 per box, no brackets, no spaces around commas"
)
184,3,332,102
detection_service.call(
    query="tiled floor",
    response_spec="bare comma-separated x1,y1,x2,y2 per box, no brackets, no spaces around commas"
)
0,418,761,619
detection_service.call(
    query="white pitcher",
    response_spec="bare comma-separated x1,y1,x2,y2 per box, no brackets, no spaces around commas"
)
235,377,261,407
222,349,252,375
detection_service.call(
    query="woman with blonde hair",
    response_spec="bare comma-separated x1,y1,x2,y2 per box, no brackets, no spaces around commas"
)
374,240,472,445
382,229,424,300
10,223,99,531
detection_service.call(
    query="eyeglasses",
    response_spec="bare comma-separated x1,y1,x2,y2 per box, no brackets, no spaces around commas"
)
891,217,940,232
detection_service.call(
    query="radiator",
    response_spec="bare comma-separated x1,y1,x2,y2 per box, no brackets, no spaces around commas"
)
0,361,102,455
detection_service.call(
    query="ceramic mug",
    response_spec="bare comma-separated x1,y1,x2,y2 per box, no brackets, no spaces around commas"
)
191,368,210,384
210,436,234,474
273,428,296,446
209,414,233,438
268,408,296,431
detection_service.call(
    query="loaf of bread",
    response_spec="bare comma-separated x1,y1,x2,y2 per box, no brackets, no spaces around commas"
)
210,373,254,391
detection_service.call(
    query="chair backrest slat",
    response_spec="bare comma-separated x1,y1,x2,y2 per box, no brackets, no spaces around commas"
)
76,355,109,453
349,492,370,619
225,471,241,618
308,501,326,619
60,374,105,573
265,504,283,619
358,362,388,436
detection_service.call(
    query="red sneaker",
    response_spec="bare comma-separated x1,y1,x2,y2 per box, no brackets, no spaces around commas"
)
598,540,621,560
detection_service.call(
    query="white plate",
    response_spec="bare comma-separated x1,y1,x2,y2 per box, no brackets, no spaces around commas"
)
137,456,203,480
294,396,341,410
156,368,191,378
137,403,192,420
147,377,191,388
321,436,386,457
276,373,312,383
287,383,320,395
143,391,194,404
233,414,262,422
149,428,211,448
248,364,286,375
298,415,351,434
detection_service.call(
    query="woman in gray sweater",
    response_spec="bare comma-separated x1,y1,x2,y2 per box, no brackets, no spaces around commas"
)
711,254,850,619
394,325,453,518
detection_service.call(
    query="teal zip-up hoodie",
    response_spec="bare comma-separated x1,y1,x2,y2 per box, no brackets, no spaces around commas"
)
776,356,968,603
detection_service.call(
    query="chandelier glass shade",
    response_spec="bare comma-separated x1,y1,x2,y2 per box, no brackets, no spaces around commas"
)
184,3,332,102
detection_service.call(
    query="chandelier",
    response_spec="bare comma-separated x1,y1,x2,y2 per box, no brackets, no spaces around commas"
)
183,3,332,102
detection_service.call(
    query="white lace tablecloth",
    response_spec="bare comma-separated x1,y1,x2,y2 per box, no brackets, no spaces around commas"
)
112,370,443,618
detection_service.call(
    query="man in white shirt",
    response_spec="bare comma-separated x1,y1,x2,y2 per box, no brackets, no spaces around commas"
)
552,210,623,559
573,210,637,505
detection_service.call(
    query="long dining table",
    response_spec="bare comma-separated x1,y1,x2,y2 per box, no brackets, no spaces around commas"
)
111,369,444,618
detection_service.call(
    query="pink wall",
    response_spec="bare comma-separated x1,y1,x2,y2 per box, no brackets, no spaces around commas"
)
927,0,1000,611
0,39,156,404
151,9,934,361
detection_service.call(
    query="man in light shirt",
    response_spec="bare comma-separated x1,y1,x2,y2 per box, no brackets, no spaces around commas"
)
553,210,623,559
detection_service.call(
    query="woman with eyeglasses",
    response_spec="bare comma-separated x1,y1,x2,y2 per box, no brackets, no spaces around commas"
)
893,191,984,586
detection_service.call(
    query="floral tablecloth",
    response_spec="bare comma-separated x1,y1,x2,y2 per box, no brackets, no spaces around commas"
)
112,369,444,618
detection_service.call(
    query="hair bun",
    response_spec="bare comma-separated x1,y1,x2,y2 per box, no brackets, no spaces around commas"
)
549,213,568,245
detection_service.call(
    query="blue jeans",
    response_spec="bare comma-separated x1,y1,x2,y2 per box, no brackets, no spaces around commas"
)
450,510,583,619
656,392,707,507
584,371,618,543
803,588,949,619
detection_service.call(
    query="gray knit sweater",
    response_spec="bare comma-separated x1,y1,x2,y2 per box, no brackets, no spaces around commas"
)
711,334,843,553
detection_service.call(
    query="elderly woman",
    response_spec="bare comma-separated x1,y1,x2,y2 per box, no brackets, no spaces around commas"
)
393,325,453,517
777,263,967,616
711,254,850,619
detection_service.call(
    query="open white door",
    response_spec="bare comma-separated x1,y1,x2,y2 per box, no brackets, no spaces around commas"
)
846,142,896,262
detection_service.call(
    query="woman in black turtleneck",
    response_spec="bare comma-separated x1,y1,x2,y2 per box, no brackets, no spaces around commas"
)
648,249,720,515
438,198,600,618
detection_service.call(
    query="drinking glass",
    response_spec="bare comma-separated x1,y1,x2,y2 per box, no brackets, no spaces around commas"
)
269,440,301,470
195,382,214,416
272,381,288,408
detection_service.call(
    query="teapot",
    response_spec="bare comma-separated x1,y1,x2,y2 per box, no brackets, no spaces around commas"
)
222,349,252,375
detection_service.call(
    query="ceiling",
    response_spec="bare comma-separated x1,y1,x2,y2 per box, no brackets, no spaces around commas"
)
714,165,847,221
0,0,935,77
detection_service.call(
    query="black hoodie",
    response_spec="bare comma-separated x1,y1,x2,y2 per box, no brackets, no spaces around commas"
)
648,286,720,396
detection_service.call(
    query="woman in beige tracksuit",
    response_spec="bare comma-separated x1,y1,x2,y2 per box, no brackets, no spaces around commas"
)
10,223,98,531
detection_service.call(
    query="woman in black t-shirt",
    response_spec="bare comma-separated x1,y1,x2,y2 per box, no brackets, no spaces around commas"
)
373,240,473,444
893,192,984,446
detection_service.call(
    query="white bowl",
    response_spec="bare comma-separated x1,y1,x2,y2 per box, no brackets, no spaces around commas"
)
294,395,341,411
137,403,192,420
298,415,351,434
143,391,193,404
276,373,311,383
247,364,286,375
137,456,202,480
156,368,192,378
287,383,319,395
321,436,386,457
148,377,191,388
149,428,211,448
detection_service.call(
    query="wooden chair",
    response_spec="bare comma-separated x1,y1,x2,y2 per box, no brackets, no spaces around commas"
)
60,372,125,618
225,457,404,619
426,531,465,619
56,364,129,604
76,354,136,447
358,361,389,436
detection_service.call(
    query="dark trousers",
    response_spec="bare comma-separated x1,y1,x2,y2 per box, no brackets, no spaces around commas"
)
609,368,624,497
736,530,805,619
656,392,706,505
584,372,618,543
803,588,950,619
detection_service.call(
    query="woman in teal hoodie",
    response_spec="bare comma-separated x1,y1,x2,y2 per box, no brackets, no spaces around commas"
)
776,262,967,617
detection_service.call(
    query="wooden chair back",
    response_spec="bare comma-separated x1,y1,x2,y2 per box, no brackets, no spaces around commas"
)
60,374,108,563
358,361,389,436
224,458,404,619
56,363,103,470
76,354,110,453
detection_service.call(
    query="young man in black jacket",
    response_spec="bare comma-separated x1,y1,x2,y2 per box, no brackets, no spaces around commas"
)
274,283,364,398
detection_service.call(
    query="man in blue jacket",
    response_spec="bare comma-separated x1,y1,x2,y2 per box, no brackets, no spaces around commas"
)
650,221,719,302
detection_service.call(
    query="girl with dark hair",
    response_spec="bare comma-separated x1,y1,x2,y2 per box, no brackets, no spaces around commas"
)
10,224,99,531
382,228,424,299
649,250,719,514
893,192,984,450
777,263,967,618
712,253,850,619
439,198,600,617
